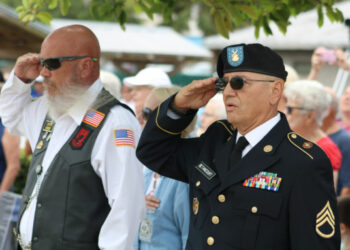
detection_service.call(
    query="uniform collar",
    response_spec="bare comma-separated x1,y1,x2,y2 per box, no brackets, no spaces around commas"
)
237,113,281,149
66,79,103,125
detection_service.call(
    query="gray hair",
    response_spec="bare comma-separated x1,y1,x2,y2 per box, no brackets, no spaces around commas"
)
284,80,331,126
207,93,226,120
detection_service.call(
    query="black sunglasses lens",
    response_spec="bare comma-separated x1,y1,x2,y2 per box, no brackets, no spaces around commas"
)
286,106,292,114
230,76,244,90
142,108,152,120
42,58,61,70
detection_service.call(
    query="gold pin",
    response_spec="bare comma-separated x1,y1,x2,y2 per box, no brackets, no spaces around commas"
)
264,145,273,153
36,140,44,149
291,133,297,139
302,142,313,149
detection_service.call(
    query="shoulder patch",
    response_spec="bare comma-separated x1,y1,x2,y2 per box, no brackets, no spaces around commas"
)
287,132,314,160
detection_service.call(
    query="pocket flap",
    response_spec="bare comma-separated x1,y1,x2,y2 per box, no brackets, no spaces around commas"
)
232,188,282,219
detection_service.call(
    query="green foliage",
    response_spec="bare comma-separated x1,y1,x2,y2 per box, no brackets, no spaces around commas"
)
2,0,347,38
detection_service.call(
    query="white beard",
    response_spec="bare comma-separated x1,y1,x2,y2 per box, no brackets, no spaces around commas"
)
43,81,88,121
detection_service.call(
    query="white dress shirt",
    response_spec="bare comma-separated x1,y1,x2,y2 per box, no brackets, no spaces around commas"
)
236,113,281,157
0,71,145,250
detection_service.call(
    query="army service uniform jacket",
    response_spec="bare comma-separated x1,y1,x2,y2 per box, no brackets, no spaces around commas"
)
136,96,340,250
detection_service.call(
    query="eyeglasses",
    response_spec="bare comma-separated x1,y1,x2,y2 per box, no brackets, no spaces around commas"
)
285,105,312,115
142,107,152,121
40,56,98,71
215,76,275,91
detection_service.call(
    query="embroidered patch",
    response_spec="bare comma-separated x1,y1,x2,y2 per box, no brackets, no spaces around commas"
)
83,109,105,128
114,129,135,148
316,201,335,239
195,162,216,180
139,218,152,242
193,197,199,215
227,46,244,67
70,127,92,149
243,171,282,191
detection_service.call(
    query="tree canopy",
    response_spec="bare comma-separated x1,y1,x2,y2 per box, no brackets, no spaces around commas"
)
10,0,345,38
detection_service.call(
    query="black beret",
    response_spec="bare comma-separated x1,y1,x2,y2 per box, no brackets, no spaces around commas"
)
216,43,288,81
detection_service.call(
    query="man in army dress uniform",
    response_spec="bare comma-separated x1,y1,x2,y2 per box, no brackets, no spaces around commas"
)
136,43,340,249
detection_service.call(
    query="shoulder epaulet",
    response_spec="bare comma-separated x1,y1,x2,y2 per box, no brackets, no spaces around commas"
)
287,132,314,160
215,120,234,140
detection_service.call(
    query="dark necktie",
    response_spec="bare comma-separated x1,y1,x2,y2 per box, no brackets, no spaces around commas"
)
230,136,249,169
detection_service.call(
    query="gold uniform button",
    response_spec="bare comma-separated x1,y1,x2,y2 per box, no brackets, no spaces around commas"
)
251,206,258,214
218,194,226,203
196,181,201,187
212,216,220,224
207,236,215,246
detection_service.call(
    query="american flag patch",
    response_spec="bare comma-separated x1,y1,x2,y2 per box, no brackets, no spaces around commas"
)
83,109,105,127
114,129,135,148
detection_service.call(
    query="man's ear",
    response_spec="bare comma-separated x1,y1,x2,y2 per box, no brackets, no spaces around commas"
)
79,58,94,80
270,80,284,105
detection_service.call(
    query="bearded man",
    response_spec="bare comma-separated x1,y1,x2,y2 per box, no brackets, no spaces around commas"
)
0,25,145,250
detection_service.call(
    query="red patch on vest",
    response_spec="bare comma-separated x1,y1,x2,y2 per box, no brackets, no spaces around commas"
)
70,127,92,149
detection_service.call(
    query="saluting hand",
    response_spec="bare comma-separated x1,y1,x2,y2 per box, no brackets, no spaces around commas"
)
173,77,217,111
14,53,42,83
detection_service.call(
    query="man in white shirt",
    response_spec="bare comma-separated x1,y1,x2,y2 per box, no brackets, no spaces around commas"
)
136,43,340,249
0,24,145,250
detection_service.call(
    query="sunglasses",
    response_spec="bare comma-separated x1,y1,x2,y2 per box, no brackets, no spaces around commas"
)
142,107,152,121
215,76,275,91
285,105,312,115
40,56,98,71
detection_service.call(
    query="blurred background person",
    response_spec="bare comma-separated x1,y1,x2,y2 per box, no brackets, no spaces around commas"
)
340,87,350,133
0,75,21,196
338,195,350,250
284,80,341,188
307,47,350,133
322,88,350,196
124,67,173,125
100,70,122,100
121,84,135,111
135,86,193,250
196,93,226,136
277,64,300,113
0,127,21,196
308,47,350,82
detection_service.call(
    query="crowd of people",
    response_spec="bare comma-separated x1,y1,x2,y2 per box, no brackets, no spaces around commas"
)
1,24,350,250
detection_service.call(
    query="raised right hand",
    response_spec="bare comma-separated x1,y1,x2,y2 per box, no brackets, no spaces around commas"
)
173,77,217,111
14,53,41,83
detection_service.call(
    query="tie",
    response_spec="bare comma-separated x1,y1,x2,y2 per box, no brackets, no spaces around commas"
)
230,136,249,169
